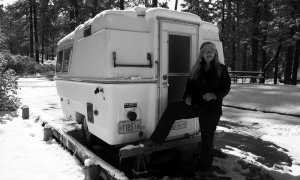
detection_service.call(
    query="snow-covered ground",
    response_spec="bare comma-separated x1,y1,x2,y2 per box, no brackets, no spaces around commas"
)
0,111,84,180
217,107,300,180
224,84,300,174
218,83,300,180
0,78,300,180
224,83,300,116
0,78,84,180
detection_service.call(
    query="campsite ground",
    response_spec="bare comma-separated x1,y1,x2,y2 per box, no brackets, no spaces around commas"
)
0,76,300,180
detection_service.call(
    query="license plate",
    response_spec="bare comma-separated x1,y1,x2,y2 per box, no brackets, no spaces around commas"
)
118,120,141,134
171,120,187,130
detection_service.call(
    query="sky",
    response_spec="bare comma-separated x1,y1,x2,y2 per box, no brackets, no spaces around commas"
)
164,0,184,11
0,0,15,6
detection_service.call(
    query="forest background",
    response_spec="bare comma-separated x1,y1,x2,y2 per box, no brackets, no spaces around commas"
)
0,0,300,85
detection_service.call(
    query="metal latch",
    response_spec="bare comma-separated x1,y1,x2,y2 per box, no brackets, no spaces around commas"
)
162,82,169,88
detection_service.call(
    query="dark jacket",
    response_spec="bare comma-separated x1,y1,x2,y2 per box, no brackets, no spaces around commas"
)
183,62,231,115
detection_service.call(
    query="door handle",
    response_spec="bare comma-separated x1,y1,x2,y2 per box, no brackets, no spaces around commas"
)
163,74,168,80
162,82,169,88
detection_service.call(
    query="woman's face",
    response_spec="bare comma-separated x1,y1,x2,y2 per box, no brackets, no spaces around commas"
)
202,44,216,63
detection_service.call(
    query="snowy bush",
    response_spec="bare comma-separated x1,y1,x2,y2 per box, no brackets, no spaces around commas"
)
35,63,55,75
0,52,21,111
3,52,37,76
3,52,55,76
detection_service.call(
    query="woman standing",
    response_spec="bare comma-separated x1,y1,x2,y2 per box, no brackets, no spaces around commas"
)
144,41,231,173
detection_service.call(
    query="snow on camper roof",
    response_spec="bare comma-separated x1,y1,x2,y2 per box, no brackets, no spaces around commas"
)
58,7,203,48
199,21,220,41
144,7,201,23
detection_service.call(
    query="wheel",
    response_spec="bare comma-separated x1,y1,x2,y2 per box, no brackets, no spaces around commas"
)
81,118,95,146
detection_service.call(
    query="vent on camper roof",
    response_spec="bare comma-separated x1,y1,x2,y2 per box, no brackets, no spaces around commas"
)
84,25,91,37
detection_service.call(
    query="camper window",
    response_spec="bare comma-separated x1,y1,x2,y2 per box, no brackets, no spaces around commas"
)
62,47,72,72
168,35,190,73
56,50,63,72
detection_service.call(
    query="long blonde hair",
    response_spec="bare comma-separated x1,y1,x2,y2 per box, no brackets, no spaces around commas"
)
190,41,222,80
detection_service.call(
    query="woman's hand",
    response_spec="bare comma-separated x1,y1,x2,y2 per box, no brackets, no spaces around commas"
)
203,93,217,101
185,96,192,105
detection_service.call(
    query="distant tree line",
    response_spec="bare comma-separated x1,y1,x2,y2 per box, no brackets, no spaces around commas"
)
0,0,165,63
0,0,299,85
182,0,300,85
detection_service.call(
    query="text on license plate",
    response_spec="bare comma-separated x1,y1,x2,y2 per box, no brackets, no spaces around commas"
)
119,120,141,134
171,120,187,130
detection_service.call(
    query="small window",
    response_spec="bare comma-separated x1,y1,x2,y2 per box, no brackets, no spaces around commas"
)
84,25,91,37
56,51,63,72
168,34,191,73
62,48,72,72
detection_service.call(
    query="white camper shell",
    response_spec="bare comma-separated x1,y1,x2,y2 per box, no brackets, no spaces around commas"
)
55,7,224,145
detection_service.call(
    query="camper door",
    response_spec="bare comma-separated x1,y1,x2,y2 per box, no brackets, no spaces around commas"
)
159,19,199,117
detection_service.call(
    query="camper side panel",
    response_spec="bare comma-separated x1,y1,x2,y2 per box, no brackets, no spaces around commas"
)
69,30,107,78
68,29,154,79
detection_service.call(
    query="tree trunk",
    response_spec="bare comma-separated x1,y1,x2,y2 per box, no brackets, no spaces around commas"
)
264,43,282,79
152,0,158,7
261,34,267,83
261,34,267,71
235,0,241,70
119,0,124,10
92,0,98,17
69,0,79,30
220,0,225,44
52,35,55,60
291,39,300,85
29,0,34,58
33,0,39,63
16,34,19,54
242,43,248,71
232,33,236,70
40,0,49,64
251,0,260,72
274,43,282,84
290,0,300,85
41,27,44,64
284,46,293,84
174,0,178,10
231,4,236,71
227,0,234,70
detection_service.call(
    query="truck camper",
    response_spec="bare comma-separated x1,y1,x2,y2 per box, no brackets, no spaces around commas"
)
55,7,225,146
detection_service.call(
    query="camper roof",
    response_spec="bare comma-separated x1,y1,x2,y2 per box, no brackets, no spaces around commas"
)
58,7,204,48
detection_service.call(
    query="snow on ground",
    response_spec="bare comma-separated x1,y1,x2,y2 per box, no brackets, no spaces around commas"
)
0,110,84,180
224,84,300,116
262,124,300,175
1,78,300,180
221,83,300,179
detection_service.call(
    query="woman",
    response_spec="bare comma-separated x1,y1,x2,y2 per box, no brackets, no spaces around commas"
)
144,41,231,172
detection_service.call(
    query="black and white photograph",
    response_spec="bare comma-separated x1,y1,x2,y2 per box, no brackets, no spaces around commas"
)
0,0,300,179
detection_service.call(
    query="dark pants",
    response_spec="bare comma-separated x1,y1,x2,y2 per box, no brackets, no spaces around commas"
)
149,101,220,170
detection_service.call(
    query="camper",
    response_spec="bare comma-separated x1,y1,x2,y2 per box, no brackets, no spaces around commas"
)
55,7,225,146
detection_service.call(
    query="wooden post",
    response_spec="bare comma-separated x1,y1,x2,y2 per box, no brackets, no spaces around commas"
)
21,105,29,119
84,165,101,180
43,125,53,141
84,159,101,180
